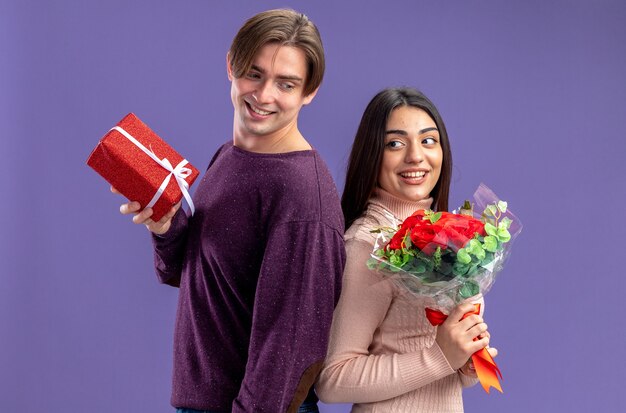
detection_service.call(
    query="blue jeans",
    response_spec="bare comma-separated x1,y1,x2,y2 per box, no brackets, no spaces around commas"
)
176,404,318,413
176,387,319,413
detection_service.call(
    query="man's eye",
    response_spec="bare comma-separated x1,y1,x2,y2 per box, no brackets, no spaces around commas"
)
280,82,295,91
246,72,261,79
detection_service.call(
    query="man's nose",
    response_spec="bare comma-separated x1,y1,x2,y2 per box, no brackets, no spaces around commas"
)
253,81,275,104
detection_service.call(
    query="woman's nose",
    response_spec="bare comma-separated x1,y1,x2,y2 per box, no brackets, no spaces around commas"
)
404,142,424,164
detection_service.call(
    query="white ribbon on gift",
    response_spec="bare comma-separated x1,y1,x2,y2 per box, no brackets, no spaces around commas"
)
110,126,195,216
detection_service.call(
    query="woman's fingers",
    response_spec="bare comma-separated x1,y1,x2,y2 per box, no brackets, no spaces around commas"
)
448,302,477,322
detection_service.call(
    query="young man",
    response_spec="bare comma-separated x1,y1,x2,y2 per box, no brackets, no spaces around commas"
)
116,9,345,413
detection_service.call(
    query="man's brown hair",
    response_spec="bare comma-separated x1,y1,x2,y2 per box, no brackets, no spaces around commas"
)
228,9,325,97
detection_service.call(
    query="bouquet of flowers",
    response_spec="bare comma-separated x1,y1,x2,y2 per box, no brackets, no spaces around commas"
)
367,184,522,393
368,183,521,310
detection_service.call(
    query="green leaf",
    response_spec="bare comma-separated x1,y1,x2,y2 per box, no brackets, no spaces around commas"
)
474,247,486,261
457,248,472,264
433,247,442,268
486,204,498,217
497,200,508,213
484,222,497,236
425,211,442,224
459,281,480,299
467,239,482,255
464,265,476,276
483,235,498,252
497,228,511,243
403,233,413,248
500,217,512,230
453,261,469,276
401,253,410,266
390,255,401,266
461,200,472,212
482,251,495,265
413,263,426,273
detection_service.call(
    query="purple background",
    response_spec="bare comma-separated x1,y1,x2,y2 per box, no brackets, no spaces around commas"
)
2,0,625,411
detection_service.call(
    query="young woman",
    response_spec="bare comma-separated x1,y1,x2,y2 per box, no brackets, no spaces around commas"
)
316,88,497,412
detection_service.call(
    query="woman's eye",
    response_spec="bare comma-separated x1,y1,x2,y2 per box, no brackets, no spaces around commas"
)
422,137,438,145
386,140,403,149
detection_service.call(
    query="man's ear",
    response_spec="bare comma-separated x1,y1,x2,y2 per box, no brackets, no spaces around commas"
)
302,87,319,106
226,52,233,81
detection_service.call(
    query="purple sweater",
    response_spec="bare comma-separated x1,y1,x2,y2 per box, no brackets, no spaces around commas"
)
152,142,346,412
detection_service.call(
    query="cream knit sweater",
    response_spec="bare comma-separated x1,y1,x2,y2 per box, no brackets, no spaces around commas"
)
316,189,479,412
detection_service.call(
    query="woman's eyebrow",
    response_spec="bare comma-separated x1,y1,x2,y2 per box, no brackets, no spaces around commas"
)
385,127,438,135
419,127,438,134
386,129,407,135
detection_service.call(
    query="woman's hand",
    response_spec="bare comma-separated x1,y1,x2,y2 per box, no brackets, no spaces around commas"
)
111,186,180,235
458,347,498,378
435,301,490,370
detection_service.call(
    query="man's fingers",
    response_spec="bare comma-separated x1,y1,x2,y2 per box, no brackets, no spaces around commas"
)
120,201,141,215
161,202,181,222
132,207,154,224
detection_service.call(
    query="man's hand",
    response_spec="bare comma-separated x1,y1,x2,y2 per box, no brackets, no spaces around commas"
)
111,186,181,235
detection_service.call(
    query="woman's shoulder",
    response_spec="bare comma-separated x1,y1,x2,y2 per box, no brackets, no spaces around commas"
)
345,202,398,245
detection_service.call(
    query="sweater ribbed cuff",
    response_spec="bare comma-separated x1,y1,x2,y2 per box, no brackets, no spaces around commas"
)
397,342,456,389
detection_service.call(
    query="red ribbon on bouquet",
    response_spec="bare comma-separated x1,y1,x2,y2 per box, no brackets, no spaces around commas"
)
425,304,503,393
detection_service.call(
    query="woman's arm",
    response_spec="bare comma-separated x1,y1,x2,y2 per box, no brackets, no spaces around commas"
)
316,239,457,403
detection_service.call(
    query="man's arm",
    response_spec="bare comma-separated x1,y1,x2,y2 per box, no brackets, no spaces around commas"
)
114,186,189,287
151,207,189,287
232,220,345,413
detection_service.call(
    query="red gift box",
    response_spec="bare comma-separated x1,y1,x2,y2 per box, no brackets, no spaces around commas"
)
87,113,199,222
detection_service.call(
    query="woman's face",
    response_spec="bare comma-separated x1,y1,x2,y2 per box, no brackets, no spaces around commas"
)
378,106,443,202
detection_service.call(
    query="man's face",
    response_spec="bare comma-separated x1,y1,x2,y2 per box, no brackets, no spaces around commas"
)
228,43,316,142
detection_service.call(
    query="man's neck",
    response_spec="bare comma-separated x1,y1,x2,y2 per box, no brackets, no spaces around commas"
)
233,127,312,154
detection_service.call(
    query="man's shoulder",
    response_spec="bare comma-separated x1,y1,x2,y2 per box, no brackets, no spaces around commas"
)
267,152,343,231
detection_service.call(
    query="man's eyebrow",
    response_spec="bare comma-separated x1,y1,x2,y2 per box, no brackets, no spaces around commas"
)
249,65,303,82
278,75,304,82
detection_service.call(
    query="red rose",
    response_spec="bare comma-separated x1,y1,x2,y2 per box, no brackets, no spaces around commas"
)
436,214,486,251
410,220,448,255
387,214,422,250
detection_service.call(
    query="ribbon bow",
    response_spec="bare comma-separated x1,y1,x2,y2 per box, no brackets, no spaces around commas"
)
425,304,503,393
111,126,195,215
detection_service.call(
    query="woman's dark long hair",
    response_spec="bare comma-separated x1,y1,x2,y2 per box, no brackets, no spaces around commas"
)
342,87,452,230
